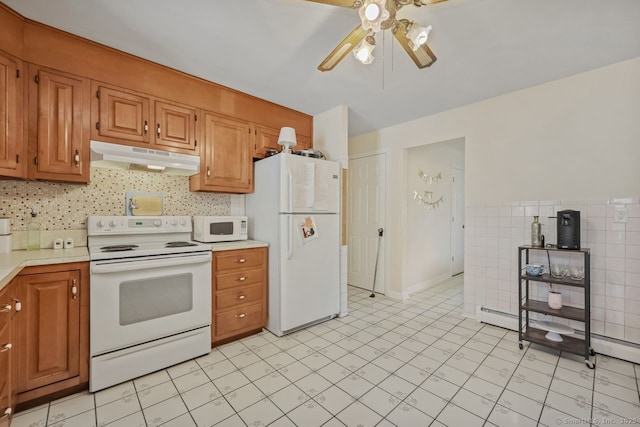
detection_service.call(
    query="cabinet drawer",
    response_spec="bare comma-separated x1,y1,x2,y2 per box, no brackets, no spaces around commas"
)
216,284,263,310
216,268,263,291
215,249,264,272
215,303,263,337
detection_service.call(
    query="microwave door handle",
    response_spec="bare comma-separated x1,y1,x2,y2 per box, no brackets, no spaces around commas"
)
287,215,293,260
91,253,211,274
287,168,293,213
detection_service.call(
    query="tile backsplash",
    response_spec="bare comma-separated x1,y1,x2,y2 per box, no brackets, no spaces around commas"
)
464,198,640,346
0,168,232,248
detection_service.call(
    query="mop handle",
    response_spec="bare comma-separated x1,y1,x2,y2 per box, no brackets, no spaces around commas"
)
372,228,384,292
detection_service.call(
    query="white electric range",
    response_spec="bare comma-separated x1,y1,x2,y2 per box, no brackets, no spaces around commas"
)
87,215,212,392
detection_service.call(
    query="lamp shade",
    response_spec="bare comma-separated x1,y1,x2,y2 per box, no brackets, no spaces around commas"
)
277,127,297,153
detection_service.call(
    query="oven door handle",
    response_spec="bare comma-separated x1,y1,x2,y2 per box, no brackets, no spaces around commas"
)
91,253,212,274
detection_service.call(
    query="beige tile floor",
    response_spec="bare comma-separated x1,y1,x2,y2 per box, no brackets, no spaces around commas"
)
10,275,640,426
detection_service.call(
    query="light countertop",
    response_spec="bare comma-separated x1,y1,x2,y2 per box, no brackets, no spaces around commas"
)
0,240,268,292
206,240,269,252
0,247,90,292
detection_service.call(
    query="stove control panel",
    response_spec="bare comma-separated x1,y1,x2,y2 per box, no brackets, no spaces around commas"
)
88,216,192,235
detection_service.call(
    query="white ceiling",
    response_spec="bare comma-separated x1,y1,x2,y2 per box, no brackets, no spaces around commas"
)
4,0,640,137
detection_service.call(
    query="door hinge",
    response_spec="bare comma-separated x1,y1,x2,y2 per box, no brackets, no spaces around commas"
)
96,90,100,99
34,157,38,165
34,74,39,84
452,216,455,223
194,140,197,148
452,256,454,262
16,69,20,78
248,128,251,134
16,155,19,163
194,114,197,121
95,122,100,130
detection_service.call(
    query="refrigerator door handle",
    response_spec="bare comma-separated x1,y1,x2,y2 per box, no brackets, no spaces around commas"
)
286,168,293,212
287,215,293,260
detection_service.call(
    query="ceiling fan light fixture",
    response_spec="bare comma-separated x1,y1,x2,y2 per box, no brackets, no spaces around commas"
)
406,23,432,51
353,36,375,64
359,0,389,33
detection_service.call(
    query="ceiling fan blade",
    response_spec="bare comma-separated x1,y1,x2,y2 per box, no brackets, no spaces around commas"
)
305,0,361,8
393,25,437,69
318,25,371,72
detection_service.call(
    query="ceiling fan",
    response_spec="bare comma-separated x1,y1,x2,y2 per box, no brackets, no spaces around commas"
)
307,0,446,72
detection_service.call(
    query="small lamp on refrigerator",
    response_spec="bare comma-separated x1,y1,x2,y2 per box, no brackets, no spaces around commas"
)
277,127,297,153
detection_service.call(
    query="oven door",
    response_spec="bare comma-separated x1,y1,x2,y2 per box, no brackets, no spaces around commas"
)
90,251,212,356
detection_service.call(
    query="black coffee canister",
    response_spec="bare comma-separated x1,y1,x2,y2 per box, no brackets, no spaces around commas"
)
557,210,580,250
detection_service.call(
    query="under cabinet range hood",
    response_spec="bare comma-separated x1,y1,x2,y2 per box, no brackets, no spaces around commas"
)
90,140,200,176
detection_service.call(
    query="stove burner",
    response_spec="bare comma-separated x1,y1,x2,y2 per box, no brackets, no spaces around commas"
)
165,241,198,248
100,244,139,252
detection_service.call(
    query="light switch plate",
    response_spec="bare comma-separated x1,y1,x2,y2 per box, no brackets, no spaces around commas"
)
614,205,628,223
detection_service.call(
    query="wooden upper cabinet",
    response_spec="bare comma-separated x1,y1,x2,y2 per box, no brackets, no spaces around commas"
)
252,125,313,159
92,83,199,155
190,113,252,193
253,125,279,159
28,65,90,183
0,51,25,179
296,134,312,151
154,100,198,153
96,85,151,144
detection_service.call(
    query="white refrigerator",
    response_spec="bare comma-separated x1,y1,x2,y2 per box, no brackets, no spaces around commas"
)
246,153,340,336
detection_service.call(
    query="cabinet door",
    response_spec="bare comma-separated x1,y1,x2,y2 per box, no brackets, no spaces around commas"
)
0,52,24,179
190,113,252,193
96,86,151,144
0,285,13,426
15,270,80,393
30,67,90,183
296,134,312,151
253,125,280,159
154,100,198,153
253,126,313,159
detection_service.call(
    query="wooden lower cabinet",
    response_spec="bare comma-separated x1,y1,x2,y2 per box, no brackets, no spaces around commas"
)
212,247,267,344
0,281,15,426
14,262,89,405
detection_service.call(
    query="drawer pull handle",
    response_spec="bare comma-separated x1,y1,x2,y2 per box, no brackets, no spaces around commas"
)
236,258,246,263
71,279,78,300
235,313,247,318
1,407,11,419
0,343,12,353
237,295,246,300
236,277,247,282
74,149,80,167
0,304,10,313
12,298,21,312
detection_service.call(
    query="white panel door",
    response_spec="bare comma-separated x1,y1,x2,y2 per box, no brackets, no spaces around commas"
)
279,213,340,332
348,154,386,293
451,168,465,275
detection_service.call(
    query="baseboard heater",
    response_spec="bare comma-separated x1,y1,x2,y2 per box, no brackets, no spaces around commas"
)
477,306,640,364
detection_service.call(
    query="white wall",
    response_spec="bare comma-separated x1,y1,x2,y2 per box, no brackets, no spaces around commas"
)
406,139,465,293
349,56,640,337
314,105,349,316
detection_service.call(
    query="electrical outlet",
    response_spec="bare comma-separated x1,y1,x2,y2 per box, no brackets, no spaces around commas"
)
614,205,628,223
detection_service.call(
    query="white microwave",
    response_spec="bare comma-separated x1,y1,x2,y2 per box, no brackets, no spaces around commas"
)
193,216,248,243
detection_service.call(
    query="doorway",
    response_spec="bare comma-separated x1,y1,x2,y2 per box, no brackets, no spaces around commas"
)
451,167,465,275
347,153,386,294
